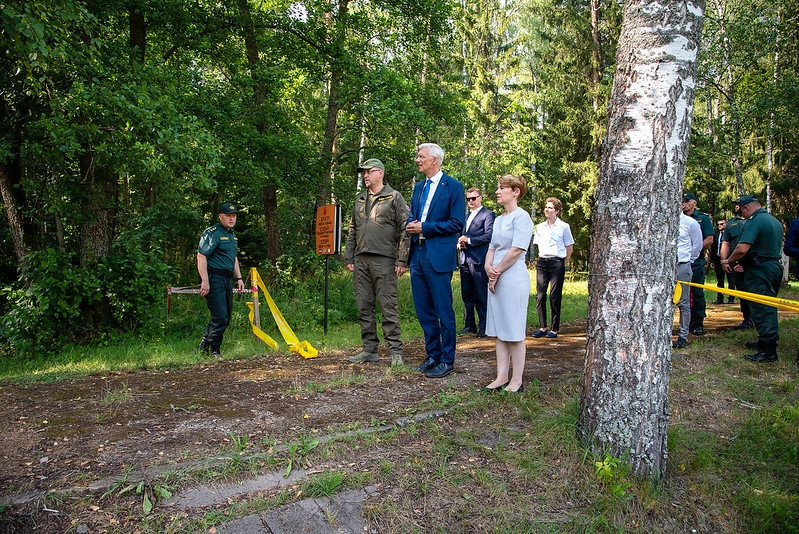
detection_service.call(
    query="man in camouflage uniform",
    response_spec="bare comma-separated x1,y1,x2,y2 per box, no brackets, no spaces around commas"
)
345,158,411,365
722,195,784,363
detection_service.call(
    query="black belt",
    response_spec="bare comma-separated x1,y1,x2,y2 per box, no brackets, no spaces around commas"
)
208,267,233,277
678,261,689,265
539,256,563,261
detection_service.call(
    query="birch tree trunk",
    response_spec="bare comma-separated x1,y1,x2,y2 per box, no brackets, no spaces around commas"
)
579,0,705,480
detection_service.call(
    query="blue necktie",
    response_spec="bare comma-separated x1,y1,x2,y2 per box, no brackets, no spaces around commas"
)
419,179,431,216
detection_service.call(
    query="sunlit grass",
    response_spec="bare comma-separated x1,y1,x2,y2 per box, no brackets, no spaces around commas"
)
0,269,590,383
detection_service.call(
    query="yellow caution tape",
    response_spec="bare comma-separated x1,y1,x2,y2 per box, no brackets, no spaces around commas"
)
245,302,279,350
673,282,683,305
676,281,799,313
249,267,318,358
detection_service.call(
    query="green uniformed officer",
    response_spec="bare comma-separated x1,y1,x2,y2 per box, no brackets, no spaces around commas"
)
197,203,245,357
722,195,784,362
682,192,714,335
345,158,410,365
721,201,753,330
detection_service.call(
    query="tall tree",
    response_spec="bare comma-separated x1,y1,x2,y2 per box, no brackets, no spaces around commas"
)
579,0,705,479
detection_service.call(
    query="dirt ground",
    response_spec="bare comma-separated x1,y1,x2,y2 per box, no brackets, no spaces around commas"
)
0,305,756,520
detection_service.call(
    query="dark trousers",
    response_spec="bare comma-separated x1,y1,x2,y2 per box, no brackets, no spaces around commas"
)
410,244,457,365
713,263,736,296
536,257,566,332
731,271,751,322
203,273,233,350
690,259,707,325
744,260,782,346
459,262,489,333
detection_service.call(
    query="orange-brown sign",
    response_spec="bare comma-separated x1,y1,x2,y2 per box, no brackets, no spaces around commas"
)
315,204,341,255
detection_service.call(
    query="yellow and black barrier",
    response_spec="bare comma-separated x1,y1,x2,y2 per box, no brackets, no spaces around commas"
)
674,281,799,313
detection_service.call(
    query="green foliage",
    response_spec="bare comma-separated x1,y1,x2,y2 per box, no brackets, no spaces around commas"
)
594,453,632,499
0,247,173,355
729,405,799,533
304,471,346,497
285,433,320,477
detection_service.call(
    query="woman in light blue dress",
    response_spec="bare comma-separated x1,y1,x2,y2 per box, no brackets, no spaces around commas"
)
484,175,533,393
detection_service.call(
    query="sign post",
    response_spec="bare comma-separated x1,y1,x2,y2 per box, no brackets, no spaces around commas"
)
315,204,342,335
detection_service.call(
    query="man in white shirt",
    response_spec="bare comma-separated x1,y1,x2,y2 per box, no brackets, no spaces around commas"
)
674,212,704,348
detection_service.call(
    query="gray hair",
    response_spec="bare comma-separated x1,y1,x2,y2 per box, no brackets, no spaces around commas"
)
417,143,445,166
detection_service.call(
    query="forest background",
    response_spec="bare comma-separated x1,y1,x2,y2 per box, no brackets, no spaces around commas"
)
1,0,798,355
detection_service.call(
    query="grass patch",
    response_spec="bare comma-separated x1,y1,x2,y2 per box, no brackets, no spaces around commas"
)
1,276,798,533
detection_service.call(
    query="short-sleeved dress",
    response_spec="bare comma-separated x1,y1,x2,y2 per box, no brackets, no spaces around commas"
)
485,208,534,341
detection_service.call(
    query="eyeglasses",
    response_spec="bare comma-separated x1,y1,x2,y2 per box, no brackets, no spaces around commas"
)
362,169,382,174
466,197,479,201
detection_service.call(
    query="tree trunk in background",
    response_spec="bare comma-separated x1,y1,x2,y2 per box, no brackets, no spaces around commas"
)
317,0,350,209
590,0,603,163
715,1,744,194
579,0,705,480
78,151,117,328
236,0,281,263
129,4,146,62
0,160,30,266
262,184,281,263
318,59,342,207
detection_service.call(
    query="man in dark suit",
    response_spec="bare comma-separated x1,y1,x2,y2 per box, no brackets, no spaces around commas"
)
710,218,735,304
785,217,799,280
406,143,465,378
457,188,495,338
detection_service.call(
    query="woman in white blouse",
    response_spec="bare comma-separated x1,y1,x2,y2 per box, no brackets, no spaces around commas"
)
531,197,574,339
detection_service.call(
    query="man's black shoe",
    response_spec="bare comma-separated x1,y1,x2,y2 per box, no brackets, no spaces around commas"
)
727,297,735,304
714,298,724,304
476,331,486,338
424,362,454,378
413,358,438,372
733,320,754,331
672,337,687,349
745,350,777,363
196,342,211,354
745,340,759,349
457,328,476,335
690,326,705,336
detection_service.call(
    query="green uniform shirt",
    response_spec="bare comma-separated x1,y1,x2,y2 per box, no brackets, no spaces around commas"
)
689,209,714,263
722,215,747,248
198,222,238,271
739,208,783,260
345,184,410,266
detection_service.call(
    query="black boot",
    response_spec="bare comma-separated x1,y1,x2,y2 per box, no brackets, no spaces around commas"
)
690,318,705,336
745,342,777,363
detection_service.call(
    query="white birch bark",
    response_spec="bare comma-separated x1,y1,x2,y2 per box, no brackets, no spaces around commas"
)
579,0,705,479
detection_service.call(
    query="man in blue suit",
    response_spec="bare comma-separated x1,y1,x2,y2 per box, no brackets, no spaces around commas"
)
457,188,495,338
406,143,466,378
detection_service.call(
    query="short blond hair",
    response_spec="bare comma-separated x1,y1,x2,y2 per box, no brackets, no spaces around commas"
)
498,174,527,198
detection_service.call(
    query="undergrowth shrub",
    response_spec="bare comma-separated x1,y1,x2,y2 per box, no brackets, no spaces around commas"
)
0,247,173,355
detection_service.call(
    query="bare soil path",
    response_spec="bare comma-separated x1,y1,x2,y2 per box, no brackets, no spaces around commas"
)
0,304,757,532
0,322,590,501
